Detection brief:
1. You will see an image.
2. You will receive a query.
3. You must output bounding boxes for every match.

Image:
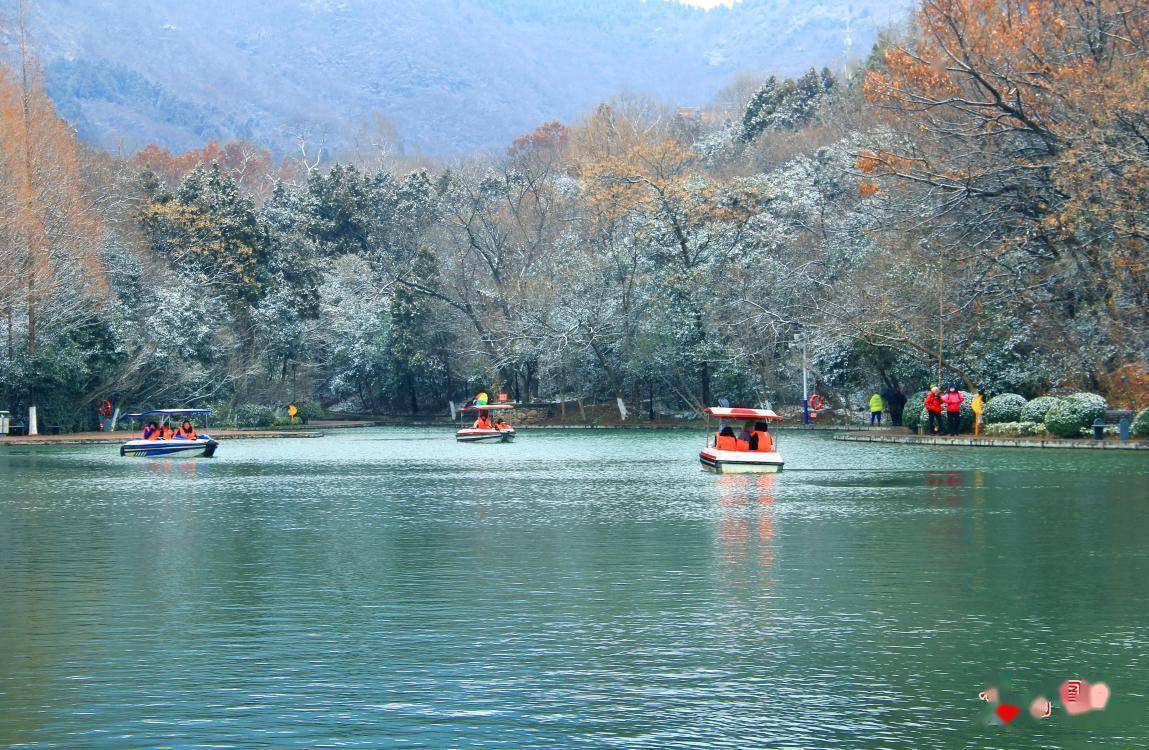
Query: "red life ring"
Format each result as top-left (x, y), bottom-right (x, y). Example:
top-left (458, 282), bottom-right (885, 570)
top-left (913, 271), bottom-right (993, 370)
top-left (808, 393), bottom-right (824, 411)
top-left (98, 400), bottom-right (113, 417)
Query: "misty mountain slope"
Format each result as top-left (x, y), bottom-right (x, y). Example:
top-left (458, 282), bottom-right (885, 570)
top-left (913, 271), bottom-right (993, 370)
top-left (4, 0), bottom-right (906, 154)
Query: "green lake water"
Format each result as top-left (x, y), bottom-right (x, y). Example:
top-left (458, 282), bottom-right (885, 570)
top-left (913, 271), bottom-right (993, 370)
top-left (1, 428), bottom-right (1147, 748)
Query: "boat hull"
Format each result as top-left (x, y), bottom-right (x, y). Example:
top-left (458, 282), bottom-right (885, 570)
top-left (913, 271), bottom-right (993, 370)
top-left (121, 437), bottom-right (219, 458)
top-left (456, 428), bottom-right (516, 443)
top-left (699, 448), bottom-right (783, 474)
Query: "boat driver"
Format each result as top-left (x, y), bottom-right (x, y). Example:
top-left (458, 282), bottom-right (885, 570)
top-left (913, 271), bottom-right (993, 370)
top-left (473, 410), bottom-right (493, 430)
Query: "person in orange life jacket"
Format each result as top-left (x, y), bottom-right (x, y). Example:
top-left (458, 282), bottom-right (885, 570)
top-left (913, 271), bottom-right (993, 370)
top-left (158, 423), bottom-right (174, 440)
top-left (749, 421), bottom-right (774, 452)
top-left (736, 421), bottom-right (754, 451)
top-left (494, 417), bottom-right (511, 431)
top-left (715, 425), bottom-right (741, 451)
top-left (175, 420), bottom-right (197, 440)
top-left (142, 421), bottom-right (159, 440)
top-left (941, 386), bottom-right (965, 436)
top-left (473, 410), bottom-right (493, 429)
top-left (924, 387), bottom-right (943, 435)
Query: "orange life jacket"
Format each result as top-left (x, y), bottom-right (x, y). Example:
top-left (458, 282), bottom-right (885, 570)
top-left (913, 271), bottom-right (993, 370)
top-left (753, 431), bottom-right (774, 452)
top-left (178, 425), bottom-right (197, 439)
top-left (715, 434), bottom-right (739, 451)
top-left (474, 417), bottom-right (492, 429)
top-left (160, 425), bottom-right (174, 439)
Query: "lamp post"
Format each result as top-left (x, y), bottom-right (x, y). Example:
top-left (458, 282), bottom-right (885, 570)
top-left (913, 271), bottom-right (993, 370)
top-left (792, 333), bottom-right (810, 425)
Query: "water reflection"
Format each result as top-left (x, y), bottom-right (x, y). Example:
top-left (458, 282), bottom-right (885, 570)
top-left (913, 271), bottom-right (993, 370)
top-left (716, 474), bottom-right (776, 590)
top-left (144, 459), bottom-right (201, 477)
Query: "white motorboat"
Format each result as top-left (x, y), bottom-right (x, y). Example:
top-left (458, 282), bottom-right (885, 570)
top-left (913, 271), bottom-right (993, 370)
top-left (120, 408), bottom-right (219, 458)
top-left (699, 406), bottom-right (784, 473)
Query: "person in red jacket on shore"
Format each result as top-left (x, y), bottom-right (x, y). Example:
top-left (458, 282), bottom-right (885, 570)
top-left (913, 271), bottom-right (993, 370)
top-left (924, 386), bottom-right (943, 435)
top-left (941, 386), bottom-right (965, 436)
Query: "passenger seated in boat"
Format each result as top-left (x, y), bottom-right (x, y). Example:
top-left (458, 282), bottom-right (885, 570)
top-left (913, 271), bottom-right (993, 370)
top-left (174, 420), bottom-right (197, 440)
top-left (142, 421), bottom-right (160, 440)
top-left (473, 411), bottom-right (493, 430)
top-left (158, 423), bottom-right (174, 440)
top-left (494, 418), bottom-right (511, 431)
top-left (749, 421), bottom-right (774, 452)
top-left (715, 425), bottom-right (742, 451)
top-left (737, 421), bottom-right (754, 451)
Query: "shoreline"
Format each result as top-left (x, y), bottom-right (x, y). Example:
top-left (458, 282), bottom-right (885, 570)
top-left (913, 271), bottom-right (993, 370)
top-left (0, 429), bottom-right (325, 447)
top-left (835, 432), bottom-right (1148, 451)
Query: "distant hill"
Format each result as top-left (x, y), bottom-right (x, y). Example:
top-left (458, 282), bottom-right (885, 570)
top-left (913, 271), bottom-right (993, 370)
top-left (3, 0), bottom-right (906, 155)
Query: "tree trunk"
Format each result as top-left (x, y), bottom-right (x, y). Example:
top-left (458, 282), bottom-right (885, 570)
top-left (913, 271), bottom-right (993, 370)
top-left (588, 337), bottom-right (627, 420)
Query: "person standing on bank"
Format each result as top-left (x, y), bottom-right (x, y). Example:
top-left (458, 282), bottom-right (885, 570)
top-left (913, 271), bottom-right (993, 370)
top-left (868, 391), bottom-right (885, 426)
top-left (941, 386), bottom-right (965, 436)
top-left (924, 387), bottom-right (943, 435)
top-left (887, 386), bottom-right (907, 427)
top-left (971, 387), bottom-right (986, 436)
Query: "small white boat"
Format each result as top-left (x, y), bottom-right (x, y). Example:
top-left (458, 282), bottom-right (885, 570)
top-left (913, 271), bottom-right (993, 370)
top-left (120, 408), bottom-right (219, 458)
top-left (699, 406), bottom-right (784, 474)
top-left (455, 426), bottom-right (516, 443)
top-left (456, 402), bottom-right (517, 443)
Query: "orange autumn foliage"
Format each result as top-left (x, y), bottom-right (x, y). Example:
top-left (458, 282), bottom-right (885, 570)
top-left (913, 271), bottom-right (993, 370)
top-left (861, 0), bottom-right (1147, 323)
top-left (0, 59), bottom-right (105, 323)
top-left (131, 140), bottom-right (273, 192)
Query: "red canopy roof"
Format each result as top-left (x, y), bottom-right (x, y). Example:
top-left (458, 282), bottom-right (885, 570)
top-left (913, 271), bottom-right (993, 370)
top-left (705, 407), bottom-right (782, 421)
top-left (460, 403), bottom-right (515, 412)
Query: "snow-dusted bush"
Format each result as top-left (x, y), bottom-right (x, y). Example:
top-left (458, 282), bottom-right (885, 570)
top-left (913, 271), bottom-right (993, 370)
top-left (1043, 393), bottom-right (1107, 438)
top-left (903, 391), bottom-right (929, 431)
top-left (985, 422), bottom-right (1019, 437)
top-left (984, 421), bottom-right (1045, 437)
top-left (1134, 407), bottom-right (1149, 438)
top-left (296, 401), bottom-right (325, 422)
top-left (984, 393), bottom-right (1027, 424)
top-left (1019, 396), bottom-right (1060, 423)
top-left (1018, 421), bottom-right (1044, 437)
top-left (232, 404), bottom-right (276, 428)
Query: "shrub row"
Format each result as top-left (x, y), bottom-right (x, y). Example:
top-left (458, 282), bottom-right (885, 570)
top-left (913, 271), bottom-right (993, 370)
top-left (904, 391), bottom-right (1146, 439)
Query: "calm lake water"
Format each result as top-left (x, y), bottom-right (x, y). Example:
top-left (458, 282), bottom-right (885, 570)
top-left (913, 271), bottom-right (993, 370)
top-left (1, 428), bottom-right (1147, 748)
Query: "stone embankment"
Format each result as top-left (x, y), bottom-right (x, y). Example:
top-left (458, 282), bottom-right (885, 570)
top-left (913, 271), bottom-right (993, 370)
top-left (835, 433), bottom-right (1148, 450)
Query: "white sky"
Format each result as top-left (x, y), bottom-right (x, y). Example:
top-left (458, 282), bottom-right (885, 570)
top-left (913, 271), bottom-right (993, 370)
top-left (670, 0), bottom-right (740, 8)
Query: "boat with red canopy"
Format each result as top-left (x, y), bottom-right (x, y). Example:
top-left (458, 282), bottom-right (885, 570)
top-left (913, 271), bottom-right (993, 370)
top-left (456, 403), bottom-right (517, 443)
top-left (699, 406), bottom-right (784, 473)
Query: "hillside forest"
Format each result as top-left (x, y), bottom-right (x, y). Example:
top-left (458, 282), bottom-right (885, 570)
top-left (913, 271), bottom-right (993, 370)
top-left (1, 0), bottom-right (1147, 431)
